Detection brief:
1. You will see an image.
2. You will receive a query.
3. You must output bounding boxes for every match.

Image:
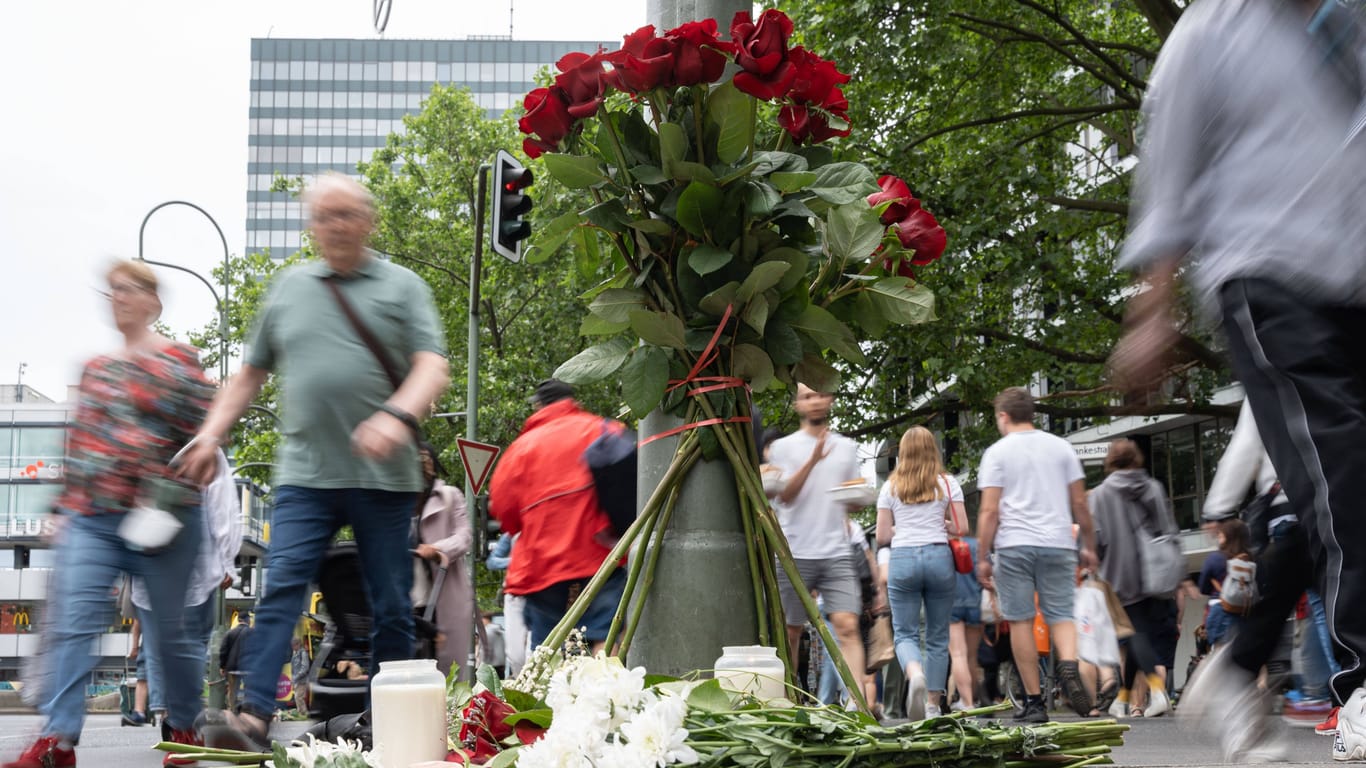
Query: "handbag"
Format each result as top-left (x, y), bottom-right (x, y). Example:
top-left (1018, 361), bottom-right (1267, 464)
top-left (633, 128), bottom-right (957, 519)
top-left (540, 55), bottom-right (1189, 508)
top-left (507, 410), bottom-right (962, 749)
top-left (863, 612), bottom-right (895, 672)
top-left (1074, 575), bottom-right (1121, 666)
top-left (118, 476), bottom-right (196, 553)
top-left (980, 588), bottom-right (1001, 625)
top-left (322, 277), bottom-right (440, 510)
top-left (1125, 492), bottom-right (1184, 598)
top-left (583, 419), bottom-right (638, 537)
top-left (941, 476), bottom-right (973, 574)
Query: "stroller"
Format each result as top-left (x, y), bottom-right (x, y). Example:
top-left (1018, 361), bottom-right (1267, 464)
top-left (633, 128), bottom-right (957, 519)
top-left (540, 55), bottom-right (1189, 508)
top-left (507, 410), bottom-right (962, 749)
top-left (306, 541), bottom-right (447, 722)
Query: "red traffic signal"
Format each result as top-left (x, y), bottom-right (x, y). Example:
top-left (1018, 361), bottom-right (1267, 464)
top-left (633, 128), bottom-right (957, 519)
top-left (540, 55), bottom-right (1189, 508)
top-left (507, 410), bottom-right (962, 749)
top-left (492, 150), bottom-right (534, 262)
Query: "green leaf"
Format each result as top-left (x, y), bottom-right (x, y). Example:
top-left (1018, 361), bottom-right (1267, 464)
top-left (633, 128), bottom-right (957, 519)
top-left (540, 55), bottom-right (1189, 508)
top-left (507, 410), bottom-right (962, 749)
top-left (524, 212), bottom-right (579, 265)
top-left (669, 160), bottom-right (717, 184)
top-left (588, 288), bottom-right (648, 323)
top-left (826, 202), bottom-right (886, 262)
top-left (765, 319), bottom-right (803, 366)
top-left (553, 337), bottom-right (632, 383)
top-left (751, 151), bottom-right (808, 175)
top-left (808, 161), bottom-right (878, 204)
top-left (485, 748), bottom-right (523, 768)
top-left (743, 180), bottom-right (782, 218)
top-left (501, 688), bottom-right (540, 713)
top-left (272, 742), bottom-right (301, 768)
top-left (659, 122), bottom-right (688, 166)
top-left (582, 198), bottom-right (631, 233)
top-left (621, 346), bottom-right (670, 417)
top-left (794, 353), bottom-right (841, 392)
top-left (791, 305), bottom-right (866, 363)
top-left (688, 244), bottom-right (733, 276)
top-left (503, 708), bottom-right (554, 728)
top-left (627, 219), bottom-right (673, 236)
top-left (628, 309), bottom-right (688, 349)
top-left (759, 247), bottom-right (809, 293)
top-left (851, 291), bottom-right (888, 337)
top-left (707, 81), bottom-right (751, 164)
top-left (738, 261), bottom-right (791, 303)
top-left (869, 277), bottom-right (938, 324)
top-left (742, 292), bottom-right (770, 335)
top-left (630, 165), bottom-right (668, 184)
top-left (733, 343), bottom-right (775, 390)
top-left (687, 678), bottom-right (735, 713)
top-left (675, 181), bottom-right (724, 237)
top-left (699, 281), bottom-right (740, 316)
top-left (542, 153), bottom-right (609, 189)
top-left (573, 227), bottom-right (602, 280)
top-left (476, 664), bottom-right (505, 698)
top-left (770, 171), bottom-right (818, 193)
top-left (580, 313), bottom-right (630, 336)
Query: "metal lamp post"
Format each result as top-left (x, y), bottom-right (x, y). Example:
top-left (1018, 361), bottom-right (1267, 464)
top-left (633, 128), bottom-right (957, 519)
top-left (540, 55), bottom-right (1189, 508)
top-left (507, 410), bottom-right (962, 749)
top-left (137, 200), bottom-right (231, 384)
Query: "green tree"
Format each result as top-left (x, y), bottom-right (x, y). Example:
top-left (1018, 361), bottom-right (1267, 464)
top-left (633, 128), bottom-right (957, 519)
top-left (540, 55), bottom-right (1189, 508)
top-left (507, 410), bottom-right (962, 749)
top-left (783, 0), bottom-right (1230, 466)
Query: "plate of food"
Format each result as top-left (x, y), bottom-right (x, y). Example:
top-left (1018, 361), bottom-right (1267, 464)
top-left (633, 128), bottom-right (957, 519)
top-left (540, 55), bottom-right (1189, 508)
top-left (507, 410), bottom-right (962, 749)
top-left (828, 479), bottom-right (877, 507)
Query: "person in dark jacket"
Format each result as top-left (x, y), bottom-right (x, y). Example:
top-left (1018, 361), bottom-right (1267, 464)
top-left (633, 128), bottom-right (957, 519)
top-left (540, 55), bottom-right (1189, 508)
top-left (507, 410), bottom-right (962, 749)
top-left (1090, 439), bottom-right (1178, 718)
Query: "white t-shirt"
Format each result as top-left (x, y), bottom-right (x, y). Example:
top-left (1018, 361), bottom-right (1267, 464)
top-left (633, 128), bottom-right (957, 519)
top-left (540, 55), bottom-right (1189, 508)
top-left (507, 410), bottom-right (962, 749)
top-left (977, 429), bottom-right (1084, 550)
top-left (768, 430), bottom-right (861, 560)
top-left (877, 473), bottom-right (963, 548)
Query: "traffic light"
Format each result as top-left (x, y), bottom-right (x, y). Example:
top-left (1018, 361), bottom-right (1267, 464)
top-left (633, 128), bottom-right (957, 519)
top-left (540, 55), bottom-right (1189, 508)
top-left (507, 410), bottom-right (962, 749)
top-left (491, 149), bottom-right (534, 262)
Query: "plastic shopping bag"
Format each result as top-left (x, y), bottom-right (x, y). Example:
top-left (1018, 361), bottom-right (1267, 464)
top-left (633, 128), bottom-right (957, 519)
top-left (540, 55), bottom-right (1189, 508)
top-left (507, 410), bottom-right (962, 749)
top-left (1075, 578), bottom-right (1120, 666)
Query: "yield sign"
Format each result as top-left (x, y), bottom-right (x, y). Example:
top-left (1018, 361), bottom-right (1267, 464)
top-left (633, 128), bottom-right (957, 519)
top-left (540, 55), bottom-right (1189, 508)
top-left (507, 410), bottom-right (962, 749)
top-left (456, 438), bottom-right (501, 495)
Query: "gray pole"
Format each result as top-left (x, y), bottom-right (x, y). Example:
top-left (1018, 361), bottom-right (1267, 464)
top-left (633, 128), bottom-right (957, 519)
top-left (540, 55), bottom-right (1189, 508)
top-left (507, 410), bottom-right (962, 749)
top-left (626, 0), bottom-right (754, 679)
top-left (463, 163), bottom-right (492, 682)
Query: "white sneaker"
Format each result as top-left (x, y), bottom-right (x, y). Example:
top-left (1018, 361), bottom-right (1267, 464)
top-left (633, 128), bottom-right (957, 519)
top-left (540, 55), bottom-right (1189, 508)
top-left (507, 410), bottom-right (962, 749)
top-left (926, 703), bottom-right (943, 718)
top-left (1108, 698), bottom-right (1129, 719)
top-left (1147, 687), bottom-right (1170, 718)
top-left (950, 700), bottom-right (969, 713)
top-left (1333, 688), bottom-right (1366, 762)
top-left (1181, 645), bottom-right (1289, 762)
top-left (906, 673), bottom-right (927, 721)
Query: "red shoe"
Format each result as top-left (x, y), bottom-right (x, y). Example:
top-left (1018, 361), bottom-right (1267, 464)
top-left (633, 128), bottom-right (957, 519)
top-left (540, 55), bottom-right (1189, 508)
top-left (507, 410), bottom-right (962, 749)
top-left (3, 736), bottom-right (76, 768)
top-left (163, 729), bottom-right (204, 767)
top-left (1317, 706), bottom-right (1340, 737)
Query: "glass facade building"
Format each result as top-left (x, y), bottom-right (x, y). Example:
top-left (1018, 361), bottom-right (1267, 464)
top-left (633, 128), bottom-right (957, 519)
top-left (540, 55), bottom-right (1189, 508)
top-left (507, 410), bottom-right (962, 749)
top-left (247, 37), bottom-right (611, 257)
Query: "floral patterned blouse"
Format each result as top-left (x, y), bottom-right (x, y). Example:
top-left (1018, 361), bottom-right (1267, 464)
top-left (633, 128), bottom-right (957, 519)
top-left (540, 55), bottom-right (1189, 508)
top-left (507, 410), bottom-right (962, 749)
top-left (57, 342), bottom-right (214, 516)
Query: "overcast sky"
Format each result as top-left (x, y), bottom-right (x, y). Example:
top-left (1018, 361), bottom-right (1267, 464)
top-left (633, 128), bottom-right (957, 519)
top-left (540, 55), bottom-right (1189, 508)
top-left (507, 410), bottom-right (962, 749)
top-left (0, 0), bottom-right (643, 399)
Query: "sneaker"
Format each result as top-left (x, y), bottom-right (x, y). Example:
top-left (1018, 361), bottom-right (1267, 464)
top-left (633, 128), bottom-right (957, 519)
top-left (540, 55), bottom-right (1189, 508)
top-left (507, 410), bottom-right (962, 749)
top-left (1057, 660), bottom-right (1094, 718)
top-left (164, 728), bottom-right (204, 767)
top-left (926, 703), bottom-right (943, 718)
top-left (1095, 680), bottom-right (1119, 715)
top-left (949, 700), bottom-right (969, 713)
top-left (122, 710), bottom-right (149, 727)
top-left (1334, 689), bottom-right (1366, 762)
top-left (1108, 698), bottom-right (1129, 719)
top-left (1180, 644), bottom-right (1290, 763)
top-left (1319, 707), bottom-right (1341, 737)
top-left (201, 710), bottom-right (271, 752)
top-left (2, 736), bottom-right (77, 768)
top-left (906, 673), bottom-right (927, 721)
top-left (1146, 687), bottom-right (1170, 718)
top-left (1284, 698), bottom-right (1335, 729)
top-left (1013, 699), bottom-right (1049, 724)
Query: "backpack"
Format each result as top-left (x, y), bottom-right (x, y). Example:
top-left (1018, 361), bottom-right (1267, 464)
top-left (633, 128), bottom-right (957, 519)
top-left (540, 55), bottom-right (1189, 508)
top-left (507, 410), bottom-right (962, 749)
top-left (1219, 555), bottom-right (1259, 615)
top-left (583, 419), bottom-right (637, 537)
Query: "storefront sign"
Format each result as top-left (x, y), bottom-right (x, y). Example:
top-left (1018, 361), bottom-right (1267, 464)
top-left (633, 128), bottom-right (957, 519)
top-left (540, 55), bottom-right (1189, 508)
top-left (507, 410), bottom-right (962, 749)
top-left (1071, 441), bottom-right (1112, 462)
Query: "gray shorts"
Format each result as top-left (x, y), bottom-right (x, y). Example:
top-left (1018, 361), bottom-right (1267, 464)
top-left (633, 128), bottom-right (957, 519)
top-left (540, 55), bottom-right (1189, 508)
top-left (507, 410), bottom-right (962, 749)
top-left (994, 546), bottom-right (1077, 625)
top-left (776, 555), bottom-right (861, 625)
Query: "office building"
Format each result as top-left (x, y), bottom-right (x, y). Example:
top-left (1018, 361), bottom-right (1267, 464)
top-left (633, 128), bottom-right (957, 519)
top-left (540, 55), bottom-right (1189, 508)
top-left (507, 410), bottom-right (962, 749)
top-left (247, 37), bottom-right (612, 258)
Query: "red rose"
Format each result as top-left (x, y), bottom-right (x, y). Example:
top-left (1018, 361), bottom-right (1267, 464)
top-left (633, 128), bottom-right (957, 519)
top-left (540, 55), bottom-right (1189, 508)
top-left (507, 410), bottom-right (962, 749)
top-left (777, 104), bottom-right (850, 144)
top-left (786, 47), bottom-right (849, 107)
top-left (555, 51), bottom-right (609, 119)
top-left (880, 252), bottom-right (916, 279)
top-left (867, 175), bottom-right (919, 225)
top-left (894, 207), bottom-right (948, 264)
top-left (518, 87), bottom-right (574, 158)
top-left (730, 10), bottom-right (797, 100)
top-left (605, 25), bottom-right (675, 93)
top-left (663, 19), bottom-right (729, 86)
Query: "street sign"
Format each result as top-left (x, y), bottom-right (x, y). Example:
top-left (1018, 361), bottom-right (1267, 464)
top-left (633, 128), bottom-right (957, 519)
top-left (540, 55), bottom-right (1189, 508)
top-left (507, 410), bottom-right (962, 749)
top-left (457, 438), bottom-right (501, 495)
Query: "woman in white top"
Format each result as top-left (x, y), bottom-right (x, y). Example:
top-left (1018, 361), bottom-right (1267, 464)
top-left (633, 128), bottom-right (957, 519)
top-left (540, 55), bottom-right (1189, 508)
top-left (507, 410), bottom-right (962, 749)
top-left (877, 426), bottom-right (967, 720)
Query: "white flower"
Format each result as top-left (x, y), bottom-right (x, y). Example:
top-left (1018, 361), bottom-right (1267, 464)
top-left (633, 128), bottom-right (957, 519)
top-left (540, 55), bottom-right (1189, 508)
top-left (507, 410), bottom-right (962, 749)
top-left (284, 734), bottom-right (380, 768)
top-left (515, 729), bottom-right (595, 768)
top-left (595, 741), bottom-right (653, 768)
top-left (618, 695), bottom-right (698, 766)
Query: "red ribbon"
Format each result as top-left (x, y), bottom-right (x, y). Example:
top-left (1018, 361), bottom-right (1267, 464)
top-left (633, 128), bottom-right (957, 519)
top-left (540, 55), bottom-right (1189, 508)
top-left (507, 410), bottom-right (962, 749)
top-left (640, 304), bottom-right (753, 446)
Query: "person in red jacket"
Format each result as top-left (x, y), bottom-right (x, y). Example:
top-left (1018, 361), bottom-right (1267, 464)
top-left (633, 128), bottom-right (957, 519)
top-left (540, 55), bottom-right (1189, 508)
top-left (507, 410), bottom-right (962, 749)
top-left (487, 380), bottom-right (626, 651)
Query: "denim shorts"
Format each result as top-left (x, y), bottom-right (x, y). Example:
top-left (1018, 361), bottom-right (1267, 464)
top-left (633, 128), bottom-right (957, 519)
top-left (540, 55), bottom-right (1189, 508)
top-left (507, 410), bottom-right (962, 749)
top-left (994, 546), bottom-right (1077, 625)
top-left (950, 605), bottom-right (982, 625)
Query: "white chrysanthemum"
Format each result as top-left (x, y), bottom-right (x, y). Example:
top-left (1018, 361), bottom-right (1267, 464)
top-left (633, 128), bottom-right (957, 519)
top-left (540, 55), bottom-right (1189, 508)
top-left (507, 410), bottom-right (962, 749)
top-left (618, 695), bottom-right (698, 766)
top-left (515, 728), bottom-right (596, 768)
top-left (284, 734), bottom-right (380, 768)
top-left (595, 740), bottom-right (654, 768)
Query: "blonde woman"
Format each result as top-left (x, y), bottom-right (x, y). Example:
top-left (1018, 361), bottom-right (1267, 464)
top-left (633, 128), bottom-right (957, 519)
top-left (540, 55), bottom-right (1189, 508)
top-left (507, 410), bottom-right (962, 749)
top-left (877, 426), bottom-right (967, 720)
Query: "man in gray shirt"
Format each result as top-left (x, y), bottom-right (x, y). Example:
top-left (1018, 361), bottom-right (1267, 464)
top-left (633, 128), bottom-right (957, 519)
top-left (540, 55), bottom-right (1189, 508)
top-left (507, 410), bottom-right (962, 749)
top-left (1112, 1), bottom-right (1366, 762)
top-left (179, 173), bottom-right (449, 748)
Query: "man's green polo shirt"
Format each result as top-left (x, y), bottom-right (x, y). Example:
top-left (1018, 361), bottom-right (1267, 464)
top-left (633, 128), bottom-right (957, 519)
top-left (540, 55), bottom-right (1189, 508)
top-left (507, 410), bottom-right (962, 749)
top-left (245, 255), bottom-right (446, 492)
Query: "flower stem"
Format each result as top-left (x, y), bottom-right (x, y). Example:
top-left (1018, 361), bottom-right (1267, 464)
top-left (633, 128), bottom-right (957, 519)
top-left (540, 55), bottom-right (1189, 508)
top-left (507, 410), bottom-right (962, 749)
top-left (747, 95), bottom-right (757, 161)
top-left (619, 475), bottom-right (683, 655)
top-left (692, 85), bottom-right (707, 166)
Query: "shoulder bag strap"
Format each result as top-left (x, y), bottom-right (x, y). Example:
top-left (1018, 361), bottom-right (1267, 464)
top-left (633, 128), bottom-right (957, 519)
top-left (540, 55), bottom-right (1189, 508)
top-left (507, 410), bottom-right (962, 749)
top-left (321, 277), bottom-right (403, 391)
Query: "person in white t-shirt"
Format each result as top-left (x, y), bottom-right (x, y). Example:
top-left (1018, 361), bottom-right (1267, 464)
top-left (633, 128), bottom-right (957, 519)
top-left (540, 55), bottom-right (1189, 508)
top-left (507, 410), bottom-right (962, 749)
top-left (766, 384), bottom-right (866, 688)
top-left (975, 387), bottom-right (1098, 723)
top-left (876, 426), bottom-right (968, 720)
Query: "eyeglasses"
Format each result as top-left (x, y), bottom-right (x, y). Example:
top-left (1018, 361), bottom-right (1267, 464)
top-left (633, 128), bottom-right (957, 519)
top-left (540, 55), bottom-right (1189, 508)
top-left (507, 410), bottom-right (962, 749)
top-left (311, 207), bottom-right (367, 225)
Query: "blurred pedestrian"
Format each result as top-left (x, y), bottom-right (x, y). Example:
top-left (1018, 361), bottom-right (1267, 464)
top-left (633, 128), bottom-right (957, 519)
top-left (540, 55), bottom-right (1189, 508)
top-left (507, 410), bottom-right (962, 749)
top-left (486, 533), bottom-right (529, 677)
top-left (4, 260), bottom-right (213, 768)
top-left (415, 450), bottom-right (474, 681)
top-left (1110, 0), bottom-right (1366, 761)
top-left (876, 426), bottom-right (966, 719)
top-left (487, 380), bottom-right (626, 650)
top-left (1088, 439), bottom-right (1176, 718)
top-left (180, 173), bottom-right (450, 750)
top-left (975, 387), bottom-right (1097, 723)
top-left (948, 535), bottom-right (983, 712)
top-left (766, 384), bottom-right (868, 695)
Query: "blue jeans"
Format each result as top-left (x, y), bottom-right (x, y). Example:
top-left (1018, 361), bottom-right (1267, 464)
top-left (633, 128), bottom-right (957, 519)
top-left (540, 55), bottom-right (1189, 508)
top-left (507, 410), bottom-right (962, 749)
top-left (1206, 602), bottom-right (1241, 647)
top-left (240, 486), bottom-right (416, 719)
top-left (44, 510), bottom-right (203, 739)
top-left (523, 568), bottom-right (627, 647)
top-left (137, 597), bottom-right (216, 712)
top-left (887, 545), bottom-right (956, 691)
